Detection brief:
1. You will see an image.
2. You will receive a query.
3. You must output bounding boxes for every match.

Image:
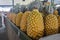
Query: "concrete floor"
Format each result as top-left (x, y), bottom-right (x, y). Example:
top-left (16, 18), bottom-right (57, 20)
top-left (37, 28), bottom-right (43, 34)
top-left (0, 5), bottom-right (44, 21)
top-left (0, 28), bottom-right (8, 40)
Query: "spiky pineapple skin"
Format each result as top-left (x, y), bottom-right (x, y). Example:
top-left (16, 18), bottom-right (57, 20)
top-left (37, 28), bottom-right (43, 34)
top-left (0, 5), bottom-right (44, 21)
top-left (8, 13), bottom-right (11, 20)
top-left (45, 14), bottom-right (58, 35)
top-left (12, 13), bottom-right (16, 24)
top-left (53, 10), bottom-right (58, 16)
top-left (11, 14), bottom-right (14, 22)
top-left (10, 13), bottom-right (14, 21)
top-left (7, 13), bottom-right (13, 21)
top-left (11, 13), bottom-right (13, 22)
top-left (20, 11), bottom-right (31, 32)
top-left (27, 9), bottom-right (44, 39)
top-left (58, 16), bottom-right (60, 32)
top-left (16, 12), bottom-right (23, 27)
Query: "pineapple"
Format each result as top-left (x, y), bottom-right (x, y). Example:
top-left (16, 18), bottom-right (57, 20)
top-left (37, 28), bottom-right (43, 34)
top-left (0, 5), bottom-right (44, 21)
top-left (12, 13), bottom-right (16, 24)
top-left (8, 13), bottom-right (10, 20)
top-left (9, 13), bottom-right (12, 20)
top-left (53, 10), bottom-right (58, 16)
top-left (7, 13), bottom-right (9, 18)
top-left (16, 12), bottom-right (23, 27)
top-left (10, 13), bottom-right (14, 21)
top-left (45, 14), bottom-right (58, 35)
top-left (27, 9), bottom-right (44, 39)
top-left (20, 11), bottom-right (31, 32)
top-left (10, 13), bottom-right (13, 21)
top-left (11, 13), bottom-right (14, 22)
top-left (58, 16), bottom-right (60, 32)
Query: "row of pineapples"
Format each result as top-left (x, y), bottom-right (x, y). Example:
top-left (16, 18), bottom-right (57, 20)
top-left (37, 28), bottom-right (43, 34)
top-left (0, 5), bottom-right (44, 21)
top-left (7, 9), bottom-right (60, 40)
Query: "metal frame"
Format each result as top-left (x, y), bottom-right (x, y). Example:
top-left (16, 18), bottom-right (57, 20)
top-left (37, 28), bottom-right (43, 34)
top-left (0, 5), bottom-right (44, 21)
top-left (5, 17), bottom-right (32, 40)
top-left (12, 0), bottom-right (14, 8)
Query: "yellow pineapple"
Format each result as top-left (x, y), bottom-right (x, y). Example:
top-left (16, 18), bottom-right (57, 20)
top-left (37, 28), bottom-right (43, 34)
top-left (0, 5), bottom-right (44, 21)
top-left (8, 13), bottom-right (11, 20)
top-left (12, 13), bottom-right (16, 24)
top-left (20, 11), bottom-right (31, 32)
top-left (27, 9), bottom-right (44, 39)
top-left (16, 12), bottom-right (23, 27)
top-left (11, 13), bottom-right (14, 22)
top-left (53, 10), bottom-right (58, 16)
top-left (10, 13), bottom-right (14, 21)
top-left (57, 16), bottom-right (60, 32)
top-left (7, 13), bottom-right (10, 18)
top-left (45, 14), bottom-right (58, 35)
top-left (9, 13), bottom-right (12, 20)
top-left (9, 13), bottom-right (13, 21)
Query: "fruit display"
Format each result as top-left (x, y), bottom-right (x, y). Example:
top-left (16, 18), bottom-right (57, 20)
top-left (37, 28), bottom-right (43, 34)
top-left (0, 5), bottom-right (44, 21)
top-left (5, 0), bottom-right (60, 39)
top-left (27, 9), bottom-right (44, 39)
top-left (45, 14), bottom-right (58, 35)
top-left (7, 9), bottom-right (60, 40)
top-left (16, 12), bottom-right (23, 27)
top-left (20, 11), bottom-right (31, 32)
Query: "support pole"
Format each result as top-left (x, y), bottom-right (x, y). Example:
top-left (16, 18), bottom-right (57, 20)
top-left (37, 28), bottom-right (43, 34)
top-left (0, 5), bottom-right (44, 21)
top-left (12, 0), bottom-right (14, 12)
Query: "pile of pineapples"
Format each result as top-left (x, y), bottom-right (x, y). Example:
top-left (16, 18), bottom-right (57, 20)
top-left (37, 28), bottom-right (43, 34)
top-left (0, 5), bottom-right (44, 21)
top-left (7, 9), bottom-right (60, 40)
